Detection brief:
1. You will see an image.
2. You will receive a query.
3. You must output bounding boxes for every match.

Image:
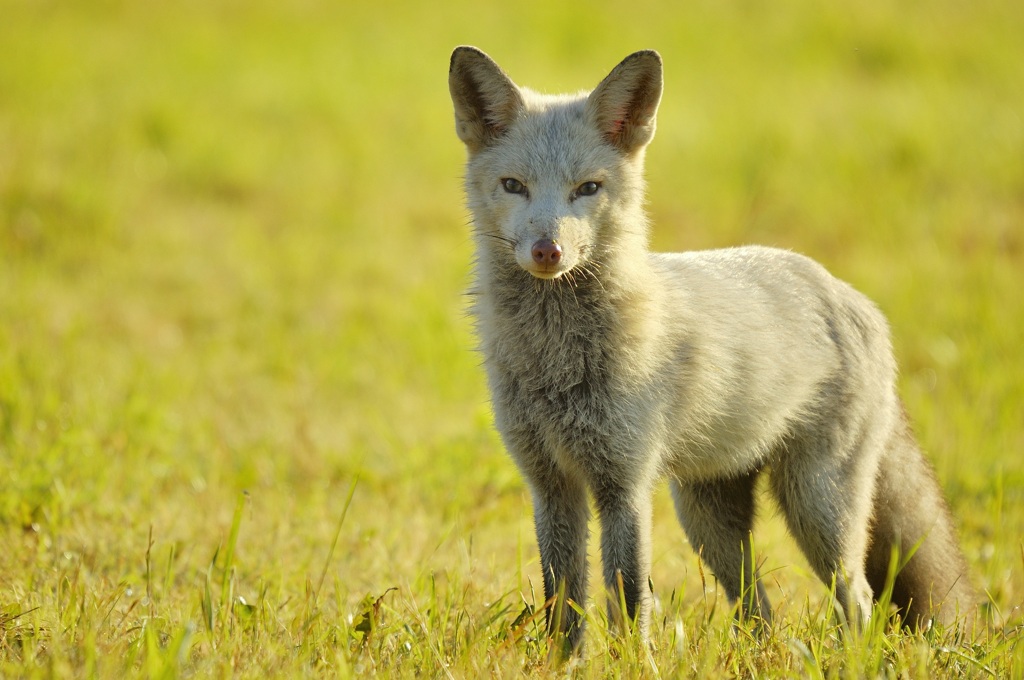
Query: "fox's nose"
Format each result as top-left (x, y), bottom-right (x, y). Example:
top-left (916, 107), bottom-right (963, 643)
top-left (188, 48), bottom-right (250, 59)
top-left (531, 239), bottom-right (562, 266)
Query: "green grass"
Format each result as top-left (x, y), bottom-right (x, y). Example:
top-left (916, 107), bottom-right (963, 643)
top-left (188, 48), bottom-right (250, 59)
top-left (1, 0), bottom-right (1022, 676)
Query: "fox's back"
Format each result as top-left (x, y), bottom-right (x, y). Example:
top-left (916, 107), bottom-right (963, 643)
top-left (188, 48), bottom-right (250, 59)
top-left (650, 245), bottom-right (897, 477)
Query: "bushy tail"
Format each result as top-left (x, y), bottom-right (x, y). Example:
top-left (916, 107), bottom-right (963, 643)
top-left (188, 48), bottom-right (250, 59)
top-left (864, 407), bottom-right (976, 630)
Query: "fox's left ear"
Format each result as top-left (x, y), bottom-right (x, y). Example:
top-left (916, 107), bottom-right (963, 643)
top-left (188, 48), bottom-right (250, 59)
top-left (449, 46), bottom-right (525, 154)
top-left (586, 50), bottom-right (663, 154)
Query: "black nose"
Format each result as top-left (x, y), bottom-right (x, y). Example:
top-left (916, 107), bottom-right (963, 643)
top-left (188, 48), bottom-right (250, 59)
top-left (531, 239), bottom-right (562, 265)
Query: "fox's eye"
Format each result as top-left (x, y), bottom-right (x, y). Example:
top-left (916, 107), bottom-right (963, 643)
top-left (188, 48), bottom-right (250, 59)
top-left (502, 178), bottom-right (526, 194)
top-left (576, 181), bottom-right (601, 197)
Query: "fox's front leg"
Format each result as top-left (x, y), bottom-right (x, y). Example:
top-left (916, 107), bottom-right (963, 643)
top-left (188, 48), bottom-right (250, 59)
top-left (529, 465), bottom-right (590, 654)
top-left (594, 484), bottom-right (653, 637)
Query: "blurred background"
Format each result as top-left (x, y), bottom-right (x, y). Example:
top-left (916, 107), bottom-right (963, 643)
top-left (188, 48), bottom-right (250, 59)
top-left (1, 0), bottom-right (1022, 667)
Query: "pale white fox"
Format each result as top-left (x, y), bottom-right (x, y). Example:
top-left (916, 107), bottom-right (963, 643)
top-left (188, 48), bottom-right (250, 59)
top-left (448, 46), bottom-right (974, 651)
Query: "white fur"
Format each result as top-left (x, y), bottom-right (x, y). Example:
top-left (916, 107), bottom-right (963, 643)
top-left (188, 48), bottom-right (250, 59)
top-left (449, 46), bottom-right (974, 652)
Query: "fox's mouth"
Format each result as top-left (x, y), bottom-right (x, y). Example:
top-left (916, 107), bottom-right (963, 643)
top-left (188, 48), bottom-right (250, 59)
top-left (526, 265), bottom-right (566, 280)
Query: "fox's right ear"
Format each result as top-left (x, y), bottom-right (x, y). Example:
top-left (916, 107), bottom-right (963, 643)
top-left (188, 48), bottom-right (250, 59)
top-left (449, 46), bottom-right (524, 153)
top-left (586, 50), bottom-right (663, 154)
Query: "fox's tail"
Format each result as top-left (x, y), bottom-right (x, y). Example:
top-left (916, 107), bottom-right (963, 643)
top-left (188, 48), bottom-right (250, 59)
top-left (864, 406), bottom-right (977, 631)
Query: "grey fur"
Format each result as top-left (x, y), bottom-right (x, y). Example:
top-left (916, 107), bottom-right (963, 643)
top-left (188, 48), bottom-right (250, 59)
top-left (448, 46), bottom-right (975, 651)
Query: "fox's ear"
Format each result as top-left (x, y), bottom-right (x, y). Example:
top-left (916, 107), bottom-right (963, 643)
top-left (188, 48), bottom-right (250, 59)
top-left (449, 46), bottom-right (524, 153)
top-left (586, 50), bottom-right (663, 154)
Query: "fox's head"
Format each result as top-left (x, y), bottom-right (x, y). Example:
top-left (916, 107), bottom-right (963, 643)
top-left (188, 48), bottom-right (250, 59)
top-left (449, 47), bottom-right (663, 282)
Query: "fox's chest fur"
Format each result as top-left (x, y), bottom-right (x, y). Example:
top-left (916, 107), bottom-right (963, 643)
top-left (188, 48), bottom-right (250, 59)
top-left (477, 269), bottom-right (673, 489)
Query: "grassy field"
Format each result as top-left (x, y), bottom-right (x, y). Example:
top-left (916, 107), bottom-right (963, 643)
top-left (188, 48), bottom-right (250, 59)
top-left (1, 0), bottom-right (1022, 676)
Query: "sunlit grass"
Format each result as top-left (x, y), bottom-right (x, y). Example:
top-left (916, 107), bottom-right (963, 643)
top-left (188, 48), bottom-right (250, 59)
top-left (1, 0), bottom-right (1022, 676)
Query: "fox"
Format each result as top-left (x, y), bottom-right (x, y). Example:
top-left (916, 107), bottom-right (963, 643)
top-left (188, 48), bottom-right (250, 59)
top-left (448, 46), bottom-right (974, 652)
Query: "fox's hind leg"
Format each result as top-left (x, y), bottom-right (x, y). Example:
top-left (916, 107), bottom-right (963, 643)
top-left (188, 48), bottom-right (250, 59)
top-left (670, 470), bottom-right (773, 624)
top-left (769, 430), bottom-right (881, 627)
